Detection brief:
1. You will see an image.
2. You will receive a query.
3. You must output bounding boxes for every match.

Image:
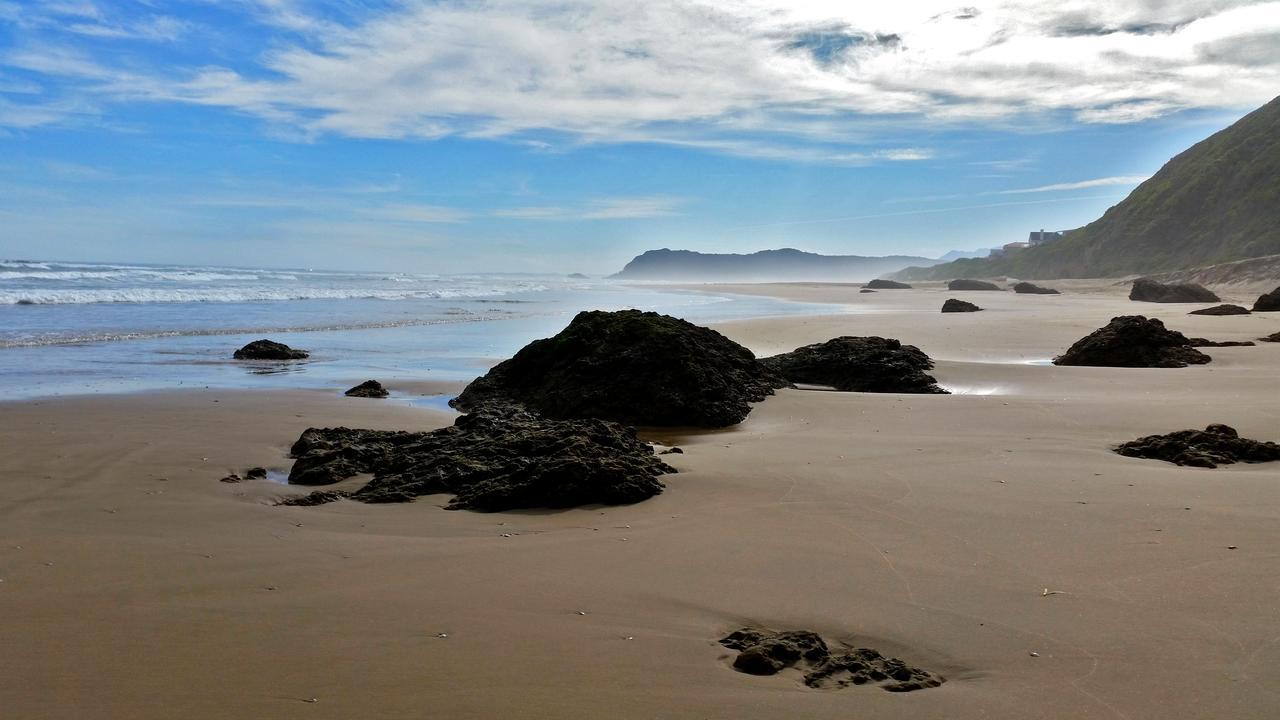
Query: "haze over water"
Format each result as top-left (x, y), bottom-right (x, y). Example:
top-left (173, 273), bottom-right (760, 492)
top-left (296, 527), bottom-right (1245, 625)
top-left (0, 259), bottom-right (840, 400)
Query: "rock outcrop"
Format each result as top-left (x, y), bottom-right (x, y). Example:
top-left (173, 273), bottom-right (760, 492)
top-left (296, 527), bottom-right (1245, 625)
top-left (1254, 286), bottom-right (1280, 311)
top-left (947, 279), bottom-right (1002, 291)
top-left (1012, 282), bottom-right (1060, 294)
top-left (1187, 338), bottom-right (1255, 347)
top-left (233, 339), bottom-right (309, 360)
top-left (1115, 424), bottom-right (1280, 468)
top-left (864, 279), bottom-right (912, 289)
top-left (720, 628), bottom-right (944, 692)
top-left (761, 337), bottom-right (946, 394)
top-left (941, 299), bottom-right (982, 313)
top-left (1189, 304), bottom-right (1250, 315)
top-left (282, 407), bottom-right (675, 511)
top-left (1129, 278), bottom-right (1220, 303)
top-left (1053, 316), bottom-right (1211, 367)
top-left (1260, 332), bottom-right (1280, 342)
top-left (450, 310), bottom-right (786, 427)
top-left (344, 380), bottom-right (389, 398)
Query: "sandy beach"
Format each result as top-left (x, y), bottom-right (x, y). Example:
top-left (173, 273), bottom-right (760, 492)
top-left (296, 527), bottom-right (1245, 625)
top-left (3, 282), bottom-right (1279, 719)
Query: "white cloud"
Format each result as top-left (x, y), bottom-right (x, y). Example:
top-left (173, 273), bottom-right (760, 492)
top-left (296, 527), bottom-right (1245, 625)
top-left (361, 203), bottom-right (469, 224)
top-left (3, 1), bottom-right (1280, 155)
top-left (998, 175), bottom-right (1152, 193)
top-left (496, 195), bottom-right (685, 221)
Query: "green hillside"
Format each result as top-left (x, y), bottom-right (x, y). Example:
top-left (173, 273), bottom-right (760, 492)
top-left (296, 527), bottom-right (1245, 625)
top-left (899, 95), bottom-right (1280, 280)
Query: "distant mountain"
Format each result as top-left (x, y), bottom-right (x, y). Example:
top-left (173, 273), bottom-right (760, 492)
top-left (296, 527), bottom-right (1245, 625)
top-left (936, 248), bottom-right (994, 262)
top-left (611, 248), bottom-right (940, 282)
top-left (896, 94), bottom-right (1280, 281)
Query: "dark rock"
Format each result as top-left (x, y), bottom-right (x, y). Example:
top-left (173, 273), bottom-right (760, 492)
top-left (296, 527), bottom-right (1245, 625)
top-left (1187, 338), bottom-right (1255, 347)
top-left (1129, 278), bottom-right (1220, 303)
top-left (1260, 332), bottom-right (1280, 342)
top-left (1012, 282), bottom-right (1060, 294)
top-left (864, 279), bottom-right (912, 289)
top-left (344, 380), bottom-right (389, 398)
top-left (947, 279), bottom-right (1002, 291)
top-left (860, 289), bottom-right (876, 293)
top-left (1253, 286), bottom-right (1280, 312)
top-left (659, 447), bottom-right (683, 455)
top-left (282, 406), bottom-right (675, 512)
top-left (941, 299), bottom-right (982, 313)
top-left (1053, 316), bottom-right (1211, 368)
top-left (566, 272), bottom-right (589, 279)
top-left (233, 339), bottom-right (309, 360)
top-left (244, 467), bottom-right (268, 480)
top-left (720, 628), bottom-right (944, 692)
top-left (450, 310), bottom-right (787, 427)
top-left (219, 473), bottom-right (243, 483)
top-left (1189, 304), bottom-right (1250, 316)
top-left (761, 337), bottom-right (947, 394)
top-left (1115, 424), bottom-right (1280, 468)
top-left (279, 490), bottom-right (349, 506)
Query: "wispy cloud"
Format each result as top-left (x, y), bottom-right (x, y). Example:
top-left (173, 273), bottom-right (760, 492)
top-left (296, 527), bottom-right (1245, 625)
top-left (495, 196), bottom-right (685, 221)
top-left (360, 203), bottom-right (469, 224)
top-left (997, 175), bottom-right (1151, 194)
top-left (2, 1), bottom-right (1279, 158)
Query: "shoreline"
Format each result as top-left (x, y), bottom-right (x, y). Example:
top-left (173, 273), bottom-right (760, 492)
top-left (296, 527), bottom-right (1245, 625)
top-left (3, 282), bottom-right (1279, 718)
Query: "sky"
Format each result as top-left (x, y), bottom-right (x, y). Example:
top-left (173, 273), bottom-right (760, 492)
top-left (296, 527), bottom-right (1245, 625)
top-left (1, 1), bottom-right (1278, 274)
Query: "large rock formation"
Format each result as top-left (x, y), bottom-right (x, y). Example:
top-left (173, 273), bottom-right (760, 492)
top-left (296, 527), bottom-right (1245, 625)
top-left (864, 279), bottom-right (912, 289)
top-left (1189, 304), bottom-right (1250, 315)
top-left (1254, 286), bottom-right (1280, 311)
top-left (1115, 424), bottom-right (1280, 468)
top-left (450, 310), bottom-right (786, 427)
top-left (720, 628), bottom-right (944, 692)
top-left (941, 298), bottom-right (982, 313)
top-left (281, 407), bottom-right (675, 511)
top-left (233, 339), bottom-right (309, 360)
top-left (344, 380), bottom-right (389, 398)
top-left (1053, 316), bottom-right (1211, 367)
top-left (1012, 282), bottom-right (1060, 294)
top-left (761, 337), bottom-right (946, 394)
top-left (1129, 278), bottom-right (1220, 303)
top-left (947, 279), bottom-right (1002, 291)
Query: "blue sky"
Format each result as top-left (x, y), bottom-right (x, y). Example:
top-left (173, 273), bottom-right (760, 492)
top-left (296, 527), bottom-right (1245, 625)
top-left (1, 1), bottom-right (1277, 273)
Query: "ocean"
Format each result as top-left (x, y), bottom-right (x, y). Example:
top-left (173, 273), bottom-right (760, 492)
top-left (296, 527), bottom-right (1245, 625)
top-left (0, 259), bottom-right (841, 400)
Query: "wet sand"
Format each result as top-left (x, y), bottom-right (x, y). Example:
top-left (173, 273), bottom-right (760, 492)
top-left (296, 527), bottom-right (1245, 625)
top-left (2, 283), bottom-right (1279, 719)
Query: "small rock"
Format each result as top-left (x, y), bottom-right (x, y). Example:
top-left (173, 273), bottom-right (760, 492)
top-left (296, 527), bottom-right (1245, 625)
top-left (233, 339), bottom-right (309, 360)
top-left (344, 380), bottom-right (389, 398)
top-left (941, 298), bottom-right (982, 313)
top-left (1188, 304), bottom-right (1250, 316)
top-left (1252, 286), bottom-right (1280, 312)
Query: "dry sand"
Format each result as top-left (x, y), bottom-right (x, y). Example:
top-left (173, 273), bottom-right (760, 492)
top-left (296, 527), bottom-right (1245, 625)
top-left (3, 283), bottom-right (1279, 719)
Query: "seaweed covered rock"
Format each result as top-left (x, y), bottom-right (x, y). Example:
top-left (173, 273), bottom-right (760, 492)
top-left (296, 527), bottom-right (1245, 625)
top-left (1254, 286), bottom-right (1280, 312)
top-left (948, 279), bottom-right (1002, 291)
top-left (233, 339), bottom-right (309, 360)
top-left (1115, 424), bottom-right (1280, 468)
top-left (1260, 332), bottom-right (1280, 343)
top-left (1012, 282), bottom-right (1060, 294)
top-left (941, 298), bottom-right (982, 313)
top-left (720, 628), bottom-right (944, 692)
top-left (344, 380), bottom-right (389, 398)
top-left (282, 407), bottom-right (675, 511)
top-left (450, 310), bottom-right (786, 427)
top-left (761, 337), bottom-right (946, 394)
top-left (864, 279), bottom-right (911, 289)
top-left (1189, 304), bottom-right (1250, 316)
top-left (1129, 278), bottom-right (1220, 303)
top-left (1053, 316), bottom-right (1211, 368)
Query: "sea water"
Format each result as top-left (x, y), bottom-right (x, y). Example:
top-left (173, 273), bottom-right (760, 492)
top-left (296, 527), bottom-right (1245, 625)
top-left (0, 260), bottom-right (842, 400)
